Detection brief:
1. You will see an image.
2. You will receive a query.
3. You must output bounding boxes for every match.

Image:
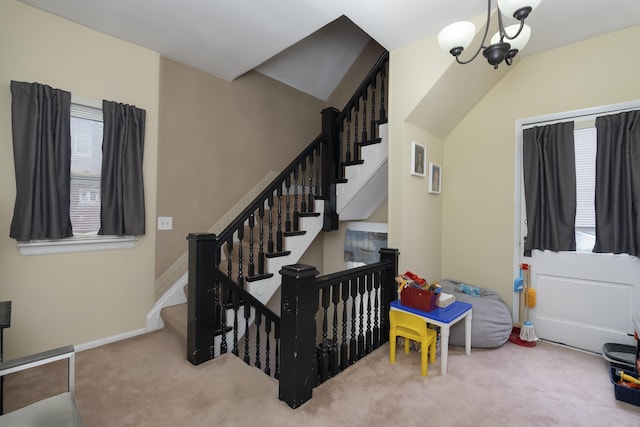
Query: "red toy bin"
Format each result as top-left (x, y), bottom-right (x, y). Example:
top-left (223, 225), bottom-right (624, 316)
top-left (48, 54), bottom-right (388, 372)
top-left (400, 286), bottom-right (439, 312)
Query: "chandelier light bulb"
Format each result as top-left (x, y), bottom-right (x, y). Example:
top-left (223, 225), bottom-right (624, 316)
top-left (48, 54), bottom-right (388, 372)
top-left (491, 24), bottom-right (531, 51)
top-left (497, 0), bottom-right (541, 20)
top-left (438, 21), bottom-right (476, 55)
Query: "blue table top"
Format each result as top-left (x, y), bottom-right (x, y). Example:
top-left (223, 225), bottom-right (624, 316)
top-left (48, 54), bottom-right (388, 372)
top-left (391, 299), bottom-right (472, 323)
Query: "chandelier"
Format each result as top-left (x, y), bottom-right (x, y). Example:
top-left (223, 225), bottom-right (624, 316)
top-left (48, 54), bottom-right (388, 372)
top-left (438, 0), bottom-right (541, 69)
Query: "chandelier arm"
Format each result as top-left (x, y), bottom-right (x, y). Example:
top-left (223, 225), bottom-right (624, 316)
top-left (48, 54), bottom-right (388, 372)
top-left (454, 0), bottom-right (493, 65)
top-left (498, 13), bottom-right (525, 41)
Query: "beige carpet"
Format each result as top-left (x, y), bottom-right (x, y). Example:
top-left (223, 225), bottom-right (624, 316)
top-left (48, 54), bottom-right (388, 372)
top-left (3, 329), bottom-right (640, 426)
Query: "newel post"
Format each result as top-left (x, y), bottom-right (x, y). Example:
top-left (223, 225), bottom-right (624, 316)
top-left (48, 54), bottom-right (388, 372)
top-left (321, 107), bottom-right (339, 231)
top-left (379, 248), bottom-right (400, 343)
top-left (186, 232), bottom-right (218, 365)
top-left (279, 264), bottom-right (319, 409)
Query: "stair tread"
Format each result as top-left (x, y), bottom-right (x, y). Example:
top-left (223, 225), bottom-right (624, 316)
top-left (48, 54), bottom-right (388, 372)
top-left (161, 303), bottom-right (187, 344)
top-left (344, 159), bottom-right (365, 167)
top-left (361, 137), bottom-right (382, 146)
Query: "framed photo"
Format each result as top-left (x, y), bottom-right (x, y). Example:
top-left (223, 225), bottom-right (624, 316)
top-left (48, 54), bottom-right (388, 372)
top-left (428, 163), bottom-right (441, 194)
top-left (410, 142), bottom-right (426, 177)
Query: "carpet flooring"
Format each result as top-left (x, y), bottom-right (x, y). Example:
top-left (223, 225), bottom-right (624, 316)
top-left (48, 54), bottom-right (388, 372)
top-left (3, 329), bottom-right (640, 426)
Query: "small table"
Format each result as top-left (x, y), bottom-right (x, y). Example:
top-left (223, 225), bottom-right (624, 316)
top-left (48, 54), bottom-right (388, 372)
top-left (390, 299), bottom-right (472, 375)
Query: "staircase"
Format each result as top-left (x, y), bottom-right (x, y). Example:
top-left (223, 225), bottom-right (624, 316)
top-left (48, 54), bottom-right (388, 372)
top-left (153, 51), bottom-right (390, 370)
top-left (159, 123), bottom-right (388, 347)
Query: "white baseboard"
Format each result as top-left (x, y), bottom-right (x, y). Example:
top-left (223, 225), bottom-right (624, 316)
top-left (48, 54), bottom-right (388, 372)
top-left (75, 327), bottom-right (148, 353)
top-left (75, 272), bottom-right (188, 353)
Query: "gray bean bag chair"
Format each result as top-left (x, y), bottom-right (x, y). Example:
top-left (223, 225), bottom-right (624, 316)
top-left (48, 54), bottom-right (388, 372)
top-left (439, 279), bottom-right (512, 348)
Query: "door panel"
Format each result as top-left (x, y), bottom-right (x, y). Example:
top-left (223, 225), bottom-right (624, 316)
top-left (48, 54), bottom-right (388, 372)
top-left (526, 250), bottom-right (639, 353)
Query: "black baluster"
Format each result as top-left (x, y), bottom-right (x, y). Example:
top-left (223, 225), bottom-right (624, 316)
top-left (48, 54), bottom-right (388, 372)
top-left (237, 227), bottom-right (244, 288)
top-left (285, 177), bottom-right (292, 232)
top-left (331, 285), bottom-right (340, 376)
top-left (247, 214), bottom-right (255, 277)
top-left (314, 148), bottom-right (321, 201)
top-left (346, 112), bottom-right (352, 163)
top-left (265, 320), bottom-right (272, 377)
top-left (276, 190), bottom-right (283, 252)
top-left (267, 194), bottom-right (274, 253)
top-left (244, 304), bottom-right (251, 365)
top-left (370, 74), bottom-right (377, 139)
top-left (337, 127), bottom-right (345, 182)
top-left (379, 66), bottom-right (386, 122)
top-left (362, 87), bottom-right (368, 143)
top-left (254, 313), bottom-right (262, 370)
top-left (216, 281), bottom-right (227, 355)
top-left (340, 280), bottom-right (349, 370)
top-left (274, 324), bottom-right (280, 380)
top-left (293, 168), bottom-right (300, 232)
top-left (358, 276), bottom-right (365, 358)
top-left (354, 101), bottom-right (360, 162)
top-left (366, 273), bottom-right (373, 354)
top-left (350, 277), bottom-right (357, 364)
top-left (319, 287), bottom-right (330, 382)
top-left (373, 271), bottom-right (380, 350)
top-left (258, 204), bottom-right (265, 274)
top-left (226, 238), bottom-right (232, 278)
top-left (232, 291), bottom-right (240, 356)
top-left (301, 161), bottom-right (307, 214)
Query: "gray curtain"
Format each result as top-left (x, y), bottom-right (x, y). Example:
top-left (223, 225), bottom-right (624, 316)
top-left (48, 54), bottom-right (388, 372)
top-left (99, 100), bottom-right (146, 236)
top-left (9, 81), bottom-right (73, 241)
top-left (522, 121), bottom-right (576, 252)
top-left (593, 110), bottom-right (640, 256)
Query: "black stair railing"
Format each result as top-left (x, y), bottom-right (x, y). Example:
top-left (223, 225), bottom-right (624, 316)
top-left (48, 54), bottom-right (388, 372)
top-left (187, 51), bottom-right (389, 371)
top-left (279, 248), bottom-right (399, 409)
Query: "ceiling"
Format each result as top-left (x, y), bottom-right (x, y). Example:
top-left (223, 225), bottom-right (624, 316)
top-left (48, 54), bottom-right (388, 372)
top-left (19, 0), bottom-right (640, 101)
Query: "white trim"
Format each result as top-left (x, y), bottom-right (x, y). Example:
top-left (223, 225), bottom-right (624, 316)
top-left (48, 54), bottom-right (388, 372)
top-left (512, 99), bottom-right (640, 321)
top-left (517, 100), bottom-right (640, 129)
top-left (146, 272), bottom-right (188, 331)
top-left (71, 94), bottom-right (101, 109)
top-left (17, 236), bottom-right (137, 256)
top-left (74, 327), bottom-right (147, 353)
top-left (346, 221), bottom-right (388, 232)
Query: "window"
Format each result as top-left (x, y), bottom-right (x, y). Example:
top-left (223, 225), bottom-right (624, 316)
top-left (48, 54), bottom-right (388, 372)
top-left (17, 96), bottom-right (136, 256)
top-left (70, 103), bottom-right (103, 235)
top-left (574, 127), bottom-right (597, 252)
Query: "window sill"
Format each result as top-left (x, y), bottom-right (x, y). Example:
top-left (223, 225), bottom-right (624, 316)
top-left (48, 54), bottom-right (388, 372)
top-left (17, 235), bottom-right (137, 256)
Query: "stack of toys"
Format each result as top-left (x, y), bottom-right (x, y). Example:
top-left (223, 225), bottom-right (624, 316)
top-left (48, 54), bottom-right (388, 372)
top-left (396, 271), bottom-right (441, 312)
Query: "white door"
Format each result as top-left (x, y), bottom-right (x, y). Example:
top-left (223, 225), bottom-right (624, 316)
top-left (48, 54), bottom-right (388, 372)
top-left (514, 102), bottom-right (640, 354)
top-left (522, 250), bottom-right (639, 353)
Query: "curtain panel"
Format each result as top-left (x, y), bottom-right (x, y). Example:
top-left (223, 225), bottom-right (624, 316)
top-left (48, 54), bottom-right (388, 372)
top-left (99, 100), bottom-right (146, 236)
top-left (593, 110), bottom-right (640, 256)
top-left (9, 81), bottom-right (73, 241)
top-left (522, 121), bottom-right (577, 253)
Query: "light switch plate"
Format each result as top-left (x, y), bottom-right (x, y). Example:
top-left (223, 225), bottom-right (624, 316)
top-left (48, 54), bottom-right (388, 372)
top-left (158, 216), bottom-right (173, 230)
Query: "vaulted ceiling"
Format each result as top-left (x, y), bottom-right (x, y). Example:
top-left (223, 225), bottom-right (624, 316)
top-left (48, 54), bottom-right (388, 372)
top-left (20, 0), bottom-right (640, 100)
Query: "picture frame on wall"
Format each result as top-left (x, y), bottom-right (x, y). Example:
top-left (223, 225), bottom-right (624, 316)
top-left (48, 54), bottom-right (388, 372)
top-left (428, 163), bottom-right (441, 194)
top-left (410, 141), bottom-right (426, 177)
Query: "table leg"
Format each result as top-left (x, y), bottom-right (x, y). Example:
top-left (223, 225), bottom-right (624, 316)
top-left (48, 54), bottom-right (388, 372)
top-left (440, 326), bottom-right (449, 375)
top-left (465, 312), bottom-right (472, 355)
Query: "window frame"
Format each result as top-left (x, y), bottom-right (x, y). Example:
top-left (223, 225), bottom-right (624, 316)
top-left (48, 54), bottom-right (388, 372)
top-left (514, 100), bottom-right (640, 262)
top-left (16, 95), bottom-right (137, 256)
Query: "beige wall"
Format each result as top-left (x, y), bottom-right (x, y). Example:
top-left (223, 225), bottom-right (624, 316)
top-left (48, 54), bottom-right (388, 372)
top-left (155, 58), bottom-right (324, 280)
top-left (387, 35), bottom-right (452, 283)
top-left (388, 24), bottom-right (640, 309)
top-left (441, 25), bottom-right (640, 308)
top-left (0, 1), bottom-right (159, 358)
